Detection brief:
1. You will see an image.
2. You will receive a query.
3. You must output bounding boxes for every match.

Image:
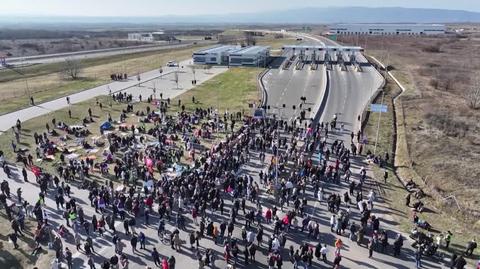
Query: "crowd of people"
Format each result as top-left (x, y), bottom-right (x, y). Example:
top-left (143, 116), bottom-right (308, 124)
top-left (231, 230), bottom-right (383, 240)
top-left (0, 91), bottom-right (478, 269)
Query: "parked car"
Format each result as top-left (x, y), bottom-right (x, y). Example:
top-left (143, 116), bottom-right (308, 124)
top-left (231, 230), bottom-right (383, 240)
top-left (167, 61), bottom-right (179, 67)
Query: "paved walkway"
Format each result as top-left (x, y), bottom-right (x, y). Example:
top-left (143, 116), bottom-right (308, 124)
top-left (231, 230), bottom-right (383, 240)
top-left (0, 59), bottom-right (228, 133)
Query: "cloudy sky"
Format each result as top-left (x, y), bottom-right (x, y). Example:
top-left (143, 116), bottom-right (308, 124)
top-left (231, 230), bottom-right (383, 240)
top-left (1, 0), bottom-right (479, 16)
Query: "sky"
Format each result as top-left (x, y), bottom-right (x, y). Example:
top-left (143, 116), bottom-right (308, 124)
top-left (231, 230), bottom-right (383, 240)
top-left (1, 0), bottom-right (479, 17)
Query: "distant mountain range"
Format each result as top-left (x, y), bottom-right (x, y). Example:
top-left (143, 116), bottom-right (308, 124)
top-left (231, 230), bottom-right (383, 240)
top-left (1, 7), bottom-right (480, 26)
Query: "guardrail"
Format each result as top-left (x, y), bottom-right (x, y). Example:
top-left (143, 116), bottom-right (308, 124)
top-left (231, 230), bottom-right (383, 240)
top-left (5, 41), bottom-right (211, 64)
top-left (311, 68), bottom-right (329, 127)
top-left (257, 68), bottom-right (270, 108)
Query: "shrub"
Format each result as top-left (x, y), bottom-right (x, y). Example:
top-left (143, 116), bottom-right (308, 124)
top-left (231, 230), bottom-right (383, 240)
top-left (423, 45), bottom-right (442, 53)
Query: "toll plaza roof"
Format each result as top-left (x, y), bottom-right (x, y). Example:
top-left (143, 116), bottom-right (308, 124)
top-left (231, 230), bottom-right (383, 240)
top-left (282, 45), bottom-right (364, 52)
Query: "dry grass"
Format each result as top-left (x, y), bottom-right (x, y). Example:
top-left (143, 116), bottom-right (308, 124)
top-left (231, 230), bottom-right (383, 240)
top-left (338, 34), bottom-right (480, 220)
top-left (0, 45), bottom-right (209, 115)
top-left (361, 74), bottom-right (480, 264)
top-left (0, 212), bottom-right (54, 269)
top-left (342, 33), bottom-right (480, 262)
top-left (169, 67), bottom-right (262, 115)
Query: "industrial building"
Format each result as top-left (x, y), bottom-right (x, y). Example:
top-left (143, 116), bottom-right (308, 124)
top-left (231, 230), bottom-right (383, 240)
top-left (229, 46), bottom-right (270, 66)
top-left (329, 24), bottom-right (446, 35)
top-left (127, 31), bottom-right (175, 42)
top-left (192, 45), bottom-right (240, 65)
top-left (193, 45), bottom-right (270, 66)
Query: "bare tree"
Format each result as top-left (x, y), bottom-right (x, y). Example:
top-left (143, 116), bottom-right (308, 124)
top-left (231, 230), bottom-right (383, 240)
top-left (63, 58), bottom-right (82, 80)
top-left (466, 75), bottom-right (480, 109)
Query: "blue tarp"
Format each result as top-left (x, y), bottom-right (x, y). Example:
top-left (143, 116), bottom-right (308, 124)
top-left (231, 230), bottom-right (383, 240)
top-left (100, 121), bottom-right (113, 130)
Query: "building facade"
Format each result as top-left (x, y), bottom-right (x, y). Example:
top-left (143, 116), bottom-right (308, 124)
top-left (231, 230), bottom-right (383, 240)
top-left (193, 45), bottom-right (270, 66)
top-left (192, 45), bottom-right (240, 65)
top-left (329, 24), bottom-right (446, 35)
top-left (229, 46), bottom-right (270, 67)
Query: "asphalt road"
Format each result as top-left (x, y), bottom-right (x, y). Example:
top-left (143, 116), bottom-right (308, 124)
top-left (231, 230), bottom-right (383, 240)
top-left (263, 48), bottom-right (327, 122)
top-left (3, 41), bottom-right (213, 67)
top-left (258, 32), bottom-right (451, 268)
top-left (0, 60), bottom-right (227, 133)
top-left (0, 31), bottom-right (452, 269)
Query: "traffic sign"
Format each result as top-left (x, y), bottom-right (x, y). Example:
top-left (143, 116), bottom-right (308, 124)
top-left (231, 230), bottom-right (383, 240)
top-left (370, 104), bottom-right (388, 113)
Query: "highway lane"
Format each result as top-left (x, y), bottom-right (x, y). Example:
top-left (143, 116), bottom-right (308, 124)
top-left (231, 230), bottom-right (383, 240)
top-left (262, 32), bottom-right (438, 269)
top-left (263, 49), bottom-right (327, 123)
top-left (3, 41), bottom-right (214, 67)
top-left (0, 60), bottom-right (227, 132)
top-left (320, 50), bottom-right (384, 146)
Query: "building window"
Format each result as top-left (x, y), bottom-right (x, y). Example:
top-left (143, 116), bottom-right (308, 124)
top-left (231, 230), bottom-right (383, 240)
top-left (230, 58), bottom-right (242, 64)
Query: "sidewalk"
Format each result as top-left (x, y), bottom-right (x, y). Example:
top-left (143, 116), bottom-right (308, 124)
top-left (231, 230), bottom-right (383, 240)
top-left (0, 59), bottom-right (227, 133)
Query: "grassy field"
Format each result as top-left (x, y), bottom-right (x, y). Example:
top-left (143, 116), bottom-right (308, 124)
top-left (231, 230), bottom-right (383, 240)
top-left (338, 36), bottom-right (480, 224)
top-left (256, 37), bottom-right (301, 50)
top-left (0, 44), bottom-right (209, 115)
top-left (361, 62), bottom-right (480, 264)
top-left (0, 211), bottom-right (54, 269)
top-left (170, 67), bottom-right (262, 114)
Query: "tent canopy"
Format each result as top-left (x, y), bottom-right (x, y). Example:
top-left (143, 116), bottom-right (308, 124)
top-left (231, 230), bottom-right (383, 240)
top-left (100, 121), bottom-right (113, 130)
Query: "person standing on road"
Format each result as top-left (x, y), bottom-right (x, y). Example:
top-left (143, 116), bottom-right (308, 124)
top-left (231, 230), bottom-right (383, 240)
top-left (168, 256), bottom-right (176, 269)
top-left (66, 97), bottom-right (70, 105)
top-left (130, 234), bottom-right (138, 253)
top-left (393, 234), bottom-right (403, 257)
top-left (454, 255), bottom-right (467, 269)
top-left (333, 253), bottom-right (342, 269)
top-left (22, 167), bottom-right (28, 182)
top-left (320, 244), bottom-right (327, 263)
top-left (368, 238), bottom-right (374, 258)
top-left (87, 255), bottom-right (95, 269)
top-left (11, 218), bottom-right (23, 237)
top-left (8, 233), bottom-right (19, 249)
top-left (139, 232), bottom-right (146, 250)
top-left (151, 248), bottom-right (161, 266)
top-left (65, 247), bottom-right (73, 269)
top-left (415, 247), bottom-right (422, 269)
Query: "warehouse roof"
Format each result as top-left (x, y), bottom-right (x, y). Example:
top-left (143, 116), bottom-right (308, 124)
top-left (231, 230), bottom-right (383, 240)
top-left (331, 23), bottom-right (445, 26)
top-left (229, 46), bottom-right (270, 56)
top-left (194, 45), bottom-right (240, 55)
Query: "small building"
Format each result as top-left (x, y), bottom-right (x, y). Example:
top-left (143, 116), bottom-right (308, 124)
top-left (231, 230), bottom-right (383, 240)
top-left (228, 46), bottom-right (270, 67)
top-left (329, 24), bottom-right (445, 35)
top-left (127, 31), bottom-right (175, 42)
top-left (192, 45), bottom-right (240, 65)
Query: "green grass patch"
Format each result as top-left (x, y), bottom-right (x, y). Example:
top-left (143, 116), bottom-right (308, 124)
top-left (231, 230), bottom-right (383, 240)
top-left (170, 67), bottom-right (262, 115)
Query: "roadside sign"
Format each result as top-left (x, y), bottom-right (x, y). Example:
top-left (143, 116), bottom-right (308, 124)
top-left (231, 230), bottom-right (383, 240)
top-left (370, 104), bottom-right (388, 113)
